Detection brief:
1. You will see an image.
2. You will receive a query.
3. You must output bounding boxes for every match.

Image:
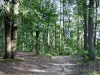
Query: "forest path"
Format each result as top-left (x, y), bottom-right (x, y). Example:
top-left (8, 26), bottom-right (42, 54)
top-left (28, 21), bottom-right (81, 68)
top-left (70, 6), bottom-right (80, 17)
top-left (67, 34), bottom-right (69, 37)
top-left (0, 52), bottom-right (100, 75)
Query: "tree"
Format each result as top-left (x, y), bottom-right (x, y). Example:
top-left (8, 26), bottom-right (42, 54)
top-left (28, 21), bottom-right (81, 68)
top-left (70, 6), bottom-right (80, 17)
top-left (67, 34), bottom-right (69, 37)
top-left (3, 0), bottom-right (12, 59)
top-left (35, 25), bottom-right (40, 55)
top-left (94, 0), bottom-right (99, 47)
top-left (3, 0), bottom-right (19, 59)
top-left (1, 0), bottom-right (99, 58)
top-left (11, 0), bottom-right (19, 59)
top-left (88, 0), bottom-right (95, 61)
top-left (83, 0), bottom-right (88, 50)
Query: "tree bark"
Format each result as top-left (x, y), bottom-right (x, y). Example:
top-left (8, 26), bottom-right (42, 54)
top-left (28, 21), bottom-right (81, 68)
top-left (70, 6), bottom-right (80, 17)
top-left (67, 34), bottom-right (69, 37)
top-left (4, 0), bottom-right (19, 59)
top-left (11, 18), bottom-right (18, 59)
top-left (77, 27), bottom-right (80, 50)
top-left (83, 9), bottom-right (88, 50)
top-left (35, 26), bottom-right (40, 55)
top-left (94, 1), bottom-right (98, 47)
top-left (55, 22), bottom-right (56, 53)
top-left (88, 0), bottom-right (95, 61)
top-left (11, 0), bottom-right (19, 59)
top-left (3, 0), bottom-right (12, 59)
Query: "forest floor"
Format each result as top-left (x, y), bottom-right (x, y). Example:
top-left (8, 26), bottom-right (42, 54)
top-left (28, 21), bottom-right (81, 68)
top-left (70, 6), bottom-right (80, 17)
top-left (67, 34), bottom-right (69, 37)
top-left (0, 52), bottom-right (100, 75)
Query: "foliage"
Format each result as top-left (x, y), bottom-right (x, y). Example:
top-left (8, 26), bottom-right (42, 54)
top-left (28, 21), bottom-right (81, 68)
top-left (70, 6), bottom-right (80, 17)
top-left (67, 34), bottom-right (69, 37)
top-left (78, 50), bottom-right (89, 60)
top-left (0, 0), bottom-right (99, 58)
top-left (88, 71), bottom-right (99, 75)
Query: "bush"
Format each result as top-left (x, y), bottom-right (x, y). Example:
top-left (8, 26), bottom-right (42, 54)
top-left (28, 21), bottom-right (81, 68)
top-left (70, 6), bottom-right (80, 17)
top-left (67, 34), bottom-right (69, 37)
top-left (78, 50), bottom-right (89, 60)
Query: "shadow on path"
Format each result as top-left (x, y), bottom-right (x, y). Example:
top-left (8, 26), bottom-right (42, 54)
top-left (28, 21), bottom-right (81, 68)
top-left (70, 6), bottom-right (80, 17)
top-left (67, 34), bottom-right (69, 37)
top-left (0, 52), bottom-right (100, 75)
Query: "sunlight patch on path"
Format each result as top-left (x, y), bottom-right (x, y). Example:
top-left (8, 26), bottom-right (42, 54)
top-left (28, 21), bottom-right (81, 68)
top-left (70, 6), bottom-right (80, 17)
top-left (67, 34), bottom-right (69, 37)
top-left (29, 69), bottom-right (46, 72)
top-left (49, 63), bottom-right (76, 66)
top-left (13, 66), bottom-right (46, 73)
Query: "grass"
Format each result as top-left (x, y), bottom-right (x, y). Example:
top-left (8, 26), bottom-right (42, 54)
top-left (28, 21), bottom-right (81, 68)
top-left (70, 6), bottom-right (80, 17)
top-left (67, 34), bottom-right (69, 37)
top-left (88, 70), bottom-right (99, 75)
top-left (72, 56), bottom-right (100, 75)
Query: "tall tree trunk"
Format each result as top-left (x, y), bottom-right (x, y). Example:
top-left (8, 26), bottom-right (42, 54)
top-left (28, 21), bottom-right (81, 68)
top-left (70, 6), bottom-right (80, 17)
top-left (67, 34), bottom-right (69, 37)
top-left (59, 0), bottom-right (62, 55)
top-left (63, 0), bottom-right (65, 38)
top-left (84, 13), bottom-right (88, 50)
top-left (77, 1), bottom-right (80, 50)
top-left (4, 0), bottom-right (19, 59)
top-left (77, 27), bottom-right (80, 50)
top-left (35, 26), bottom-right (40, 55)
top-left (55, 22), bottom-right (56, 53)
top-left (47, 17), bottom-right (50, 51)
top-left (83, 0), bottom-right (88, 50)
top-left (4, 0), bottom-right (12, 59)
top-left (11, 0), bottom-right (19, 59)
top-left (94, 1), bottom-right (98, 47)
top-left (11, 18), bottom-right (18, 59)
top-left (63, 0), bottom-right (65, 52)
top-left (88, 0), bottom-right (95, 61)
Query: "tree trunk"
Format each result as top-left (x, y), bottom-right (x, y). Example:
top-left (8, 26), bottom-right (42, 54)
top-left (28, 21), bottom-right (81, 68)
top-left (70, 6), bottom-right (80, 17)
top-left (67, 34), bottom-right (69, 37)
top-left (59, 0), bottom-right (61, 55)
top-left (83, 11), bottom-right (88, 50)
top-left (63, 0), bottom-right (65, 52)
top-left (55, 22), bottom-right (56, 53)
top-left (11, 0), bottom-right (19, 59)
top-left (4, 0), bottom-right (12, 59)
top-left (47, 19), bottom-right (50, 51)
top-left (83, 0), bottom-right (88, 50)
top-left (88, 0), bottom-right (95, 61)
top-left (77, 27), bottom-right (80, 50)
top-left (4, 0), bottom-right (19, 59)
top-left (11, 18), bottom-right (18, 59)
top-left (94, 2), bottom-right (98, 47)
top-left (35, 26), bottom-right (40, 55)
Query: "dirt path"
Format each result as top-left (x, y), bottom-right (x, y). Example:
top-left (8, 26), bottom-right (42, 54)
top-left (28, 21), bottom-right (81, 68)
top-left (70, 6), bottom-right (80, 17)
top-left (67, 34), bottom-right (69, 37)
top-left (0, 52), bottom-right (100, 75)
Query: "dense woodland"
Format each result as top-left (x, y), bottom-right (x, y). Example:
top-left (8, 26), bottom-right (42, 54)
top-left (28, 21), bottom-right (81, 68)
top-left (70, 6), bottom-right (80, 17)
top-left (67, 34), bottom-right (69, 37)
top-left (0, 0), bottom-right (100, 61)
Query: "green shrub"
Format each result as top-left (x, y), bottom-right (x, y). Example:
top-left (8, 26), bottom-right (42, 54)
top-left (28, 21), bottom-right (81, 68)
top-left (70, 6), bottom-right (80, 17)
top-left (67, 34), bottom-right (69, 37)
top-left (78, 50), bottom-right (89, 60)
